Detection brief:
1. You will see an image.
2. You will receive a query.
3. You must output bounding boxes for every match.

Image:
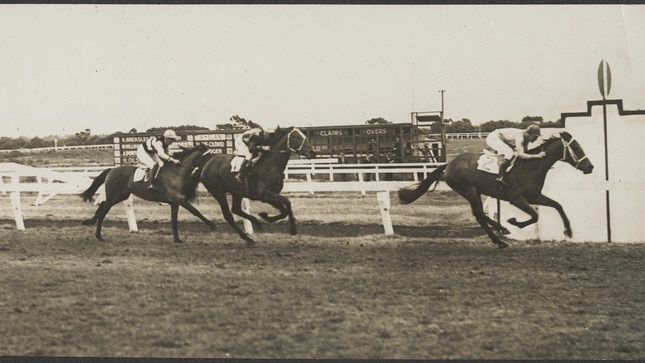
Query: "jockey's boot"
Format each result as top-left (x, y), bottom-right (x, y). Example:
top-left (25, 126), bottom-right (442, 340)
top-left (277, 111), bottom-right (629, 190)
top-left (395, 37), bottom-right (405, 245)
top-left (234, 160), bottom-right (250, 183)
top-left (497, 159), bottom-right (511, 186)
top-left (147, 164), bottom-right (161, 190)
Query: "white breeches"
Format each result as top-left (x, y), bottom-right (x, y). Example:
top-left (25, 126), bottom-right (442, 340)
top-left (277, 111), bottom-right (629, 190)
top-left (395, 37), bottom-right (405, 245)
top-left (136, 144), bottom-right (163, 169)
top-left (234, 137), bottom-right (253, 160)
top-left (486, 133), bottom-right (515, 160)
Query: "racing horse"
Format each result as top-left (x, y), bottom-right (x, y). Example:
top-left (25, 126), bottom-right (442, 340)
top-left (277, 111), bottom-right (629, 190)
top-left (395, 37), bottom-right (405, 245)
top-left (398, 131), bottom-right (594, 249)
top-left (189, 126), bottom-right (315, 246)
top-left (80, 143), bottom-right (215, 243)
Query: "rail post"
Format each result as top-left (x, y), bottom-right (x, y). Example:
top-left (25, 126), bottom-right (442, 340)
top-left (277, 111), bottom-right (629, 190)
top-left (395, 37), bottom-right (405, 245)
top-left (376, 191), bottom-right (394, 235)
top-left (9, 173), bottom-right (25, 231)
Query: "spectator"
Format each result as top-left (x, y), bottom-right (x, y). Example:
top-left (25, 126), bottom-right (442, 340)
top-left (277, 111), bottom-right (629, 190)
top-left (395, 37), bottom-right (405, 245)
top-left (404, 139), bottom-right (413, 160)
top-left (392, 137), bottom-right (402, 161)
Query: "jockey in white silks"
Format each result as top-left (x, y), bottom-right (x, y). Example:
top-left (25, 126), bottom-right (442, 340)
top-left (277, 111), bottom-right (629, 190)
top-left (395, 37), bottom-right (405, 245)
top-left (136, 129), bottom-right (181, 189)
top-left (233, 127), bottom-right (274, 181)
top-left (485, 124), bottom-right (546, 184)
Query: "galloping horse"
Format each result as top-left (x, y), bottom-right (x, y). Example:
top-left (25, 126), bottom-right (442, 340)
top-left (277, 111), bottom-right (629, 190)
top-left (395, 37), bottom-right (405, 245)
top-left (189, 126), bottom-right (315, 245)
top-left (398, 131), bottom-right (594, 248)
top-left (80, 143), bottom-right (215, 243)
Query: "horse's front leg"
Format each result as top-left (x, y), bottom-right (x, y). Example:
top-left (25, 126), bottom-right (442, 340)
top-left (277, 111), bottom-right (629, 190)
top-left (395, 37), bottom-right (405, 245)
top-left (530, 193), bottom-right (572, 238)
top-left (507, 196), bottom-right (539, 229)
top-left (260, 191), bottom-right (296, 235)
top-left (170, 202), bottom-right (183, 243)
top-left (258, 200), bottom-right (289, 224)
top-left (179, 200), bottom-right (217, 231)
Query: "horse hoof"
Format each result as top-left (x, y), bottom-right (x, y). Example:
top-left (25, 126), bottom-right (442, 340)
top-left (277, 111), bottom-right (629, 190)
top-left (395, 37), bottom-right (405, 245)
top-left (96, 236), bottom-right (105, 242)
top-left (497, 241), bottom-right (509, 249)
top-left (208, 223), bottom-right (217, 231)
top-left (507, 217), bottom-right (519, 227)
top-left (289, 227), bottom-right (297, 236)
top-left (258, 212), bottom-right (269, 221)
top-left (564, 230), bottom-right (572, 238)
top-left (501, 228), bottom-right (511, 235)
top-left (175, 239), bottom-right (184, 244)
top-left (82, 219), bottom-right (93, 226)
top-left (246, 239), bottom-right (256, 247)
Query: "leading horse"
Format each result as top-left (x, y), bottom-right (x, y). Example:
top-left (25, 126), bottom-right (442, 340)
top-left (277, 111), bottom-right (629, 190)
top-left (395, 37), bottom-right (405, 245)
top-left (80, 143), bottom-right (215, 243)
top-left (398, 131), bottom-right (594, 248)
top-left (188, 126), bottom-right (315, 246)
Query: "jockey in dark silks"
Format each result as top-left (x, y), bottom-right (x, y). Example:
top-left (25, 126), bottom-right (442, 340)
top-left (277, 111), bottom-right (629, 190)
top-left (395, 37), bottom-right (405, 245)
top-left (233, 127), bottom-right (274, 182)
top-left (136, 129), bottom-right (181, 189)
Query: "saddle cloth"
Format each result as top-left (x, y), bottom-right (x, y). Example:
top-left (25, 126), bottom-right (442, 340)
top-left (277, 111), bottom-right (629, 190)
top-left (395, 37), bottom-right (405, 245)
top-left (133, 167), bottom-right (149, 183)
top-left (476, 150), bottom-right (515, 174)
top-left (230, 156), bottom-right (245, 172)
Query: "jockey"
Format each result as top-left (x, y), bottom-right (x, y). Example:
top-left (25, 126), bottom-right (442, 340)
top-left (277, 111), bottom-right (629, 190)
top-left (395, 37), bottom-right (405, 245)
top-left (136, 129), bottom-right (181, 189)
top-left (485, 124), bottom-right (546, 185)
top-left (233, 127), bottom-right (274, 181)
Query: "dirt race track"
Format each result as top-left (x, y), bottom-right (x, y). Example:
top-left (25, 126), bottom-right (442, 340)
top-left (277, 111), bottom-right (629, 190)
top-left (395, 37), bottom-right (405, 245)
top-left (0, 192), bottom-right (644, 359)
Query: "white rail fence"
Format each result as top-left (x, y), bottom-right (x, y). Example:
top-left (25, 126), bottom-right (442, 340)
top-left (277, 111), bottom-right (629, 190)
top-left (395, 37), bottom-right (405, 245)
top-left (1, 160), bottom-right (446, 235)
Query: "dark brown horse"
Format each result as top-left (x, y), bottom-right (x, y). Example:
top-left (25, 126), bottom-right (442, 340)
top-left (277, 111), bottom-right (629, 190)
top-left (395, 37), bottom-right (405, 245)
top-left (398, 131), bottom-right (594, 248)
top-left (80, 143), bottom-right (215, 243)
top-left (190, 126), bottom-right (315, 245)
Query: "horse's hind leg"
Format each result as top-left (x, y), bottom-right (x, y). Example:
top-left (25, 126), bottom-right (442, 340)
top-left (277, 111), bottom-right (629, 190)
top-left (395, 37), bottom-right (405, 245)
top-left (230, 195), bottom-right (263, 232)
top-left (456, 188), bottom-right (508, 249)
top-left (93, 200), bottom-right (120, 241)
top-left (212, 192), bottom-right (255, 246)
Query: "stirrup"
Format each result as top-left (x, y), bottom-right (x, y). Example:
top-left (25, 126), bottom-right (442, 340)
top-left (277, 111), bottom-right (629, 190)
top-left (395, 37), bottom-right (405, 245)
top-left (496, 176), bottom-right (508, 186)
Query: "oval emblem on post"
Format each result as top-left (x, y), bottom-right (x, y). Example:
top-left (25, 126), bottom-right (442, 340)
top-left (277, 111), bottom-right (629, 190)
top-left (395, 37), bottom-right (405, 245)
top-left (597, 59), bottom-right (612, 99)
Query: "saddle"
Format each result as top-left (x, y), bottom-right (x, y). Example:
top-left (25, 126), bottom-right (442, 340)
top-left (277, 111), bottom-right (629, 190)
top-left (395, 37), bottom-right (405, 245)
top-left (476, 150), bottom-right (516, 175)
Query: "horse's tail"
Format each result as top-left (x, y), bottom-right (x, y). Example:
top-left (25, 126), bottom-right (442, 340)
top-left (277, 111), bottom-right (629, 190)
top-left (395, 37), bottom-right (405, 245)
top-left (398, 164), bottom-right (447, 204)
top-left (80, 168), bottom-right (111, 203)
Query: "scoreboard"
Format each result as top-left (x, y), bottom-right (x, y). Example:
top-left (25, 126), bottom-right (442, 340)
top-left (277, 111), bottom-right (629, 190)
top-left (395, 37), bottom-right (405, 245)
top-left (112, 130), bottom-right (243, 166)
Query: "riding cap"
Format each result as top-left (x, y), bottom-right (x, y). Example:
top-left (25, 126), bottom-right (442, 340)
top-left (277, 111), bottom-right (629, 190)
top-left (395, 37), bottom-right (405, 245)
top-left (163, 129), bottom-right (180, 140)
top-left (526, 124), bottom-right (541, 136)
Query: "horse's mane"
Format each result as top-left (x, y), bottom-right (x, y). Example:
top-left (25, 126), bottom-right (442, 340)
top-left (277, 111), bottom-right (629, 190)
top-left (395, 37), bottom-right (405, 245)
top-left (173, 143), bottom-right (207, 160)
top-left (267, 126), bottom-right (294, 147)
top-left (526, 130), bottom-right (571, 154)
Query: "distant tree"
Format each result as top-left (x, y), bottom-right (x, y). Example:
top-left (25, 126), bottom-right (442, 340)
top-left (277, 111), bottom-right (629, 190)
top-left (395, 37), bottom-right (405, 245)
top-left (129, 128), bottom-right (138, 133)
top-left (146, 125), bottom-right (210, 133)
top-left (216, 115), bottom-right (262, 130)
top-left (445, 118), bottom-right (476, 133)
top-left (365, 117), bottom-right (391, 125)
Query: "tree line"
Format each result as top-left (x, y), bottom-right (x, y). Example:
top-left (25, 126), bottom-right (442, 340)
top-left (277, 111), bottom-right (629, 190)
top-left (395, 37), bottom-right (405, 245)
top-left (1, 115), bottom-right (563, 150)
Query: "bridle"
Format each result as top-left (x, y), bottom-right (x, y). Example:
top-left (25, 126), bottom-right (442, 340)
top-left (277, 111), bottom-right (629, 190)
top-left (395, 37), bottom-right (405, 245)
top-left (287, 128), bottom-right (307, 152)
top-left (267, 129), bottom-right (308, 154)
top-left (561, 137), bottom-right (588, 169)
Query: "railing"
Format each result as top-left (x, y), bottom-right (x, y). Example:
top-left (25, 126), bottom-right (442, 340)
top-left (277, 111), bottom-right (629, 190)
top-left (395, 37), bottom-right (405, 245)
top-left (1, 161), bottom-right (447, 235)
top-left (0, 144), bottom-right (113, 153)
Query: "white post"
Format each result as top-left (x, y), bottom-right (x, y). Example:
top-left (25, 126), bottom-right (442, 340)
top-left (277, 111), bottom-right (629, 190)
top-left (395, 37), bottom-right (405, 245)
top-left (242, 198), bottom-right (254, 234)
top-left (10, 192), bottom-right (25, 231)
top-left (9, 174), bottom-right (25, 230)
top-left (123, 194), bottom-right (138, 232)
top-left (306, 172), bottom-right (314, 195)
top-left (376, 191), bottom-right (394, 235)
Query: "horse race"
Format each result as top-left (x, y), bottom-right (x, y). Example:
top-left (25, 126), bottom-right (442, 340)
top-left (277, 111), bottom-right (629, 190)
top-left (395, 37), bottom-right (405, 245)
top-left (1, 5), bottom-right (645, 360)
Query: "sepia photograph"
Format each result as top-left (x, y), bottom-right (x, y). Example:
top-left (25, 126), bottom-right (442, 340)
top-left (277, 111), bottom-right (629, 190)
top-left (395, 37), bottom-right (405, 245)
top-left (1, 3), bottom-right (644, 359)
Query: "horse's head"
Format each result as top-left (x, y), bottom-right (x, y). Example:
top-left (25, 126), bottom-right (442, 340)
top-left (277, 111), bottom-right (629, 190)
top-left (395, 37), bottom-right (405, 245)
top-left (268, 126), bottom-right (316, 159)
top-left (173, 143), bottom-right (210, 168)
top-left (553, 131), bottom-right (594, 174)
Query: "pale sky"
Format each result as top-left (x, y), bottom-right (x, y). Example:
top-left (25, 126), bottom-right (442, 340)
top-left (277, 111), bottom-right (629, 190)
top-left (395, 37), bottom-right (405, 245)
top-left (1, 4), bottom-right (644, 138)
